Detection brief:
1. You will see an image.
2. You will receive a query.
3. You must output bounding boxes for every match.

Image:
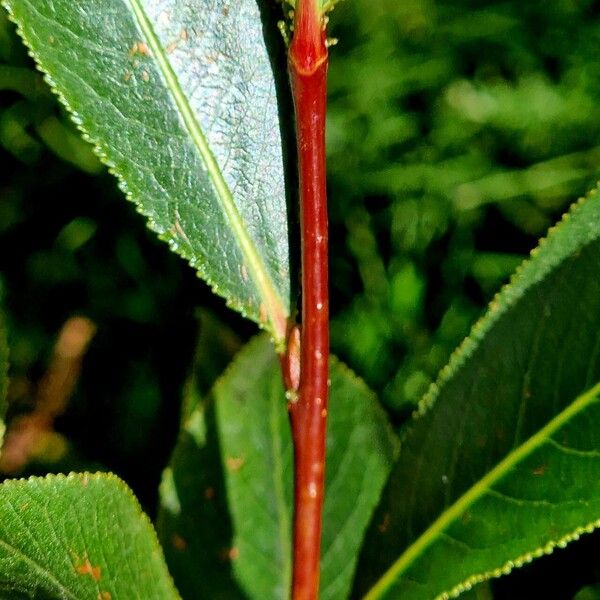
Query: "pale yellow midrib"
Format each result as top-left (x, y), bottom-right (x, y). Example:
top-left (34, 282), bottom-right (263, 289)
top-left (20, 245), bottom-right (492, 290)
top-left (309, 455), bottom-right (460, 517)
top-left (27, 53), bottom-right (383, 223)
top-left (365, 380), bottom-right (600, 599)
top-left (127, 0), bottom-right (286, 342)
top-left (0, 536), bottom-right (79, 600)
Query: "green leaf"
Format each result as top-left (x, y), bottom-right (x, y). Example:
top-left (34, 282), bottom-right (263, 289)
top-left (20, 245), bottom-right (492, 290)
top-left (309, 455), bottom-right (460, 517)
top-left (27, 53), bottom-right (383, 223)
top-left (158, 335), bottom-right (399, 600)
top-left (3, 0), bottom-right (290, 345)
top-left (574, 585), bottom-right (600, 600)
top-left (0, 472), bottom-right (179, 598)
top-left (156, 314), bottom-right (246, 600)
top-left (459, 582), bottom-right (494, 600)
top-left (357, 186), bottom-right (600, 599)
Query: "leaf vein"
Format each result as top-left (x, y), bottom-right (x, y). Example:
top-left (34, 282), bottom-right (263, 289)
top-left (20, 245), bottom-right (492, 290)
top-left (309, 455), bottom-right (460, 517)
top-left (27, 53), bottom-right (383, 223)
top-left (125, 0), bottom-right (287, 341)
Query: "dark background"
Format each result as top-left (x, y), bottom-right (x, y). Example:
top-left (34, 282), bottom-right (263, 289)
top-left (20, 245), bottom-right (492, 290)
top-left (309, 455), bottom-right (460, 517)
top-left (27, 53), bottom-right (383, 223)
top-left (2, 1), bottom-right (600, 597)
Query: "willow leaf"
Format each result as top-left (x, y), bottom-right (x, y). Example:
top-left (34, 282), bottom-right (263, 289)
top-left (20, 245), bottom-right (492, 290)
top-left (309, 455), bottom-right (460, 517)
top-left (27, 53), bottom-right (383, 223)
top-left (357, 186), bottom-right (600, 599)
top-left (159, 335), bottom-right (399, 600)
top-left (3, 0), bottom-right (290, 344)
top-left (0, 473), bottom-right (179, 598)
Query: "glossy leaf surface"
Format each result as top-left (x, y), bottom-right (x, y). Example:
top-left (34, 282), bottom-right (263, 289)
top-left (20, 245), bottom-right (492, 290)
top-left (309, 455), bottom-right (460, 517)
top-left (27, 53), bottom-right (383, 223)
top-left (358, 186), bottom-right (600, 599)
top-left (0, 473), bottom-right (179, 598)
top-left (3, 0), bottom-right (290, 344)
top-left (159, 335), bottom-right (399, 600)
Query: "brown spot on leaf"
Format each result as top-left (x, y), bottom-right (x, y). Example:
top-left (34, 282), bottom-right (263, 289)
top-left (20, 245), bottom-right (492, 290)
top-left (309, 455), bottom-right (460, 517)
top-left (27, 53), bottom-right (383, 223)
top-left (532, 464), bottom-right (546, 476)
top-left (259, 304), bottom-right (267, 323)
top-left (171, 220), bottom-right (191, 247)
top-left (98, 593), bottom-right (111, 600)
top-left (130, 41), bottom-right (150, 57)
top-left (166, 40), bottom-right (179, 54)
top-left (377, 513), bottom-right (390, 533)
top-left (226, 456), bottom-right (245, 472)
top-left (172, 534), bottom-right (187, 551)
top-left (141, 70), bottom-right (150, 82)
top-left (204, 487), bottom-right (215, 500)
top-left (219, 546), bottom-right (240, 562)
top-left (75, 558), bottom-right (101, 581)
top-left (180, 28), bottom-right (189, 41)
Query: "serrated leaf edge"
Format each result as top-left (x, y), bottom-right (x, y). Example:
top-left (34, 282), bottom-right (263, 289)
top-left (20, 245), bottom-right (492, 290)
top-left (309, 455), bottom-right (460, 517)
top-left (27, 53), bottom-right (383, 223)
top-left (365, 381), bottom-right (600, 600)
top-left (1, 0), bottom-right (289, 347)
top-left (0, 471), bottom-right (181, 599)
top-left (436, 512), bottom-right (600, 600)
top-left (416, 184), bottom-right (600, 419)
top-left (127, 0), bottom-right (288, 344)
top-left (191, 334), bottom-right (400, 599)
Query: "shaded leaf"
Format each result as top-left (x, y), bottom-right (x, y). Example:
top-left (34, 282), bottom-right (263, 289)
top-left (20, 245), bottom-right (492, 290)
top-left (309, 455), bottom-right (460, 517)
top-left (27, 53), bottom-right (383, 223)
top-left (358, 186), bottom-right (600, 599)
top-left (157, 314), bottom-right (246, 600)
top-left (0, 472), bottom-right (179, 598)
top-left (159, 335), bottom-right (399, 600)
top-left (459, 582), bottom-right (494, 600)
top-left (574, 585), bottom-right (600, 600)
top-left (3, 0), bottom-right (290, 344)
top-left (191, 308), bottom-right (244, 397)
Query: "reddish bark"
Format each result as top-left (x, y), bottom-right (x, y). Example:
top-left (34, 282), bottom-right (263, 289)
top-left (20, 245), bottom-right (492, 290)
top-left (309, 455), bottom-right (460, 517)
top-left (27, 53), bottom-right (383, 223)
top-left (285, 2), bottom-right (330, 598)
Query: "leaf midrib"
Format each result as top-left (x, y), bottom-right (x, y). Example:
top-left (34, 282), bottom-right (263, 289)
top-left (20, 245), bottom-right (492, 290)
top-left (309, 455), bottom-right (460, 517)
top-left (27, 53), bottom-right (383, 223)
top-left (365, 380), bottom-right (600, 599)
top-left (0, 536), bottom-right (79, 600)
top-left (126, 0), bottom-right (287, 343)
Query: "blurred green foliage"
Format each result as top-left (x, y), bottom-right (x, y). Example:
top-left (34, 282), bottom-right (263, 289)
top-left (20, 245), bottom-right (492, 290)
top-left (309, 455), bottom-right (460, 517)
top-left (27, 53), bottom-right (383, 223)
top-left (0, 9), bottom-right (207, 506)
top-left (1, 0), bottom-right (600, 597)
top-left (327, 0), bottom-right (600, 414)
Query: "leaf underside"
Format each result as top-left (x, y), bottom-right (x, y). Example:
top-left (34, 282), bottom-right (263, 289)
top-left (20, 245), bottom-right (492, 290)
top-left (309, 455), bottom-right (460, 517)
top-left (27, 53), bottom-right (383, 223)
top-left (357, 186), bottom-right (600, 599)
top-left (0, 472), bottom-right (179, 599)
top-left (3, 0), bottom-right (290, 344)
top-left (159, 335), bottom-right (399, 600)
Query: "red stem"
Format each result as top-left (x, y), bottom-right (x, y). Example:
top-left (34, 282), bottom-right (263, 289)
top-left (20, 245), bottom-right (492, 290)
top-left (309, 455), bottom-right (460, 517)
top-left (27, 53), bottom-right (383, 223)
top-left (284, 3), bottom-right (329, 599)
